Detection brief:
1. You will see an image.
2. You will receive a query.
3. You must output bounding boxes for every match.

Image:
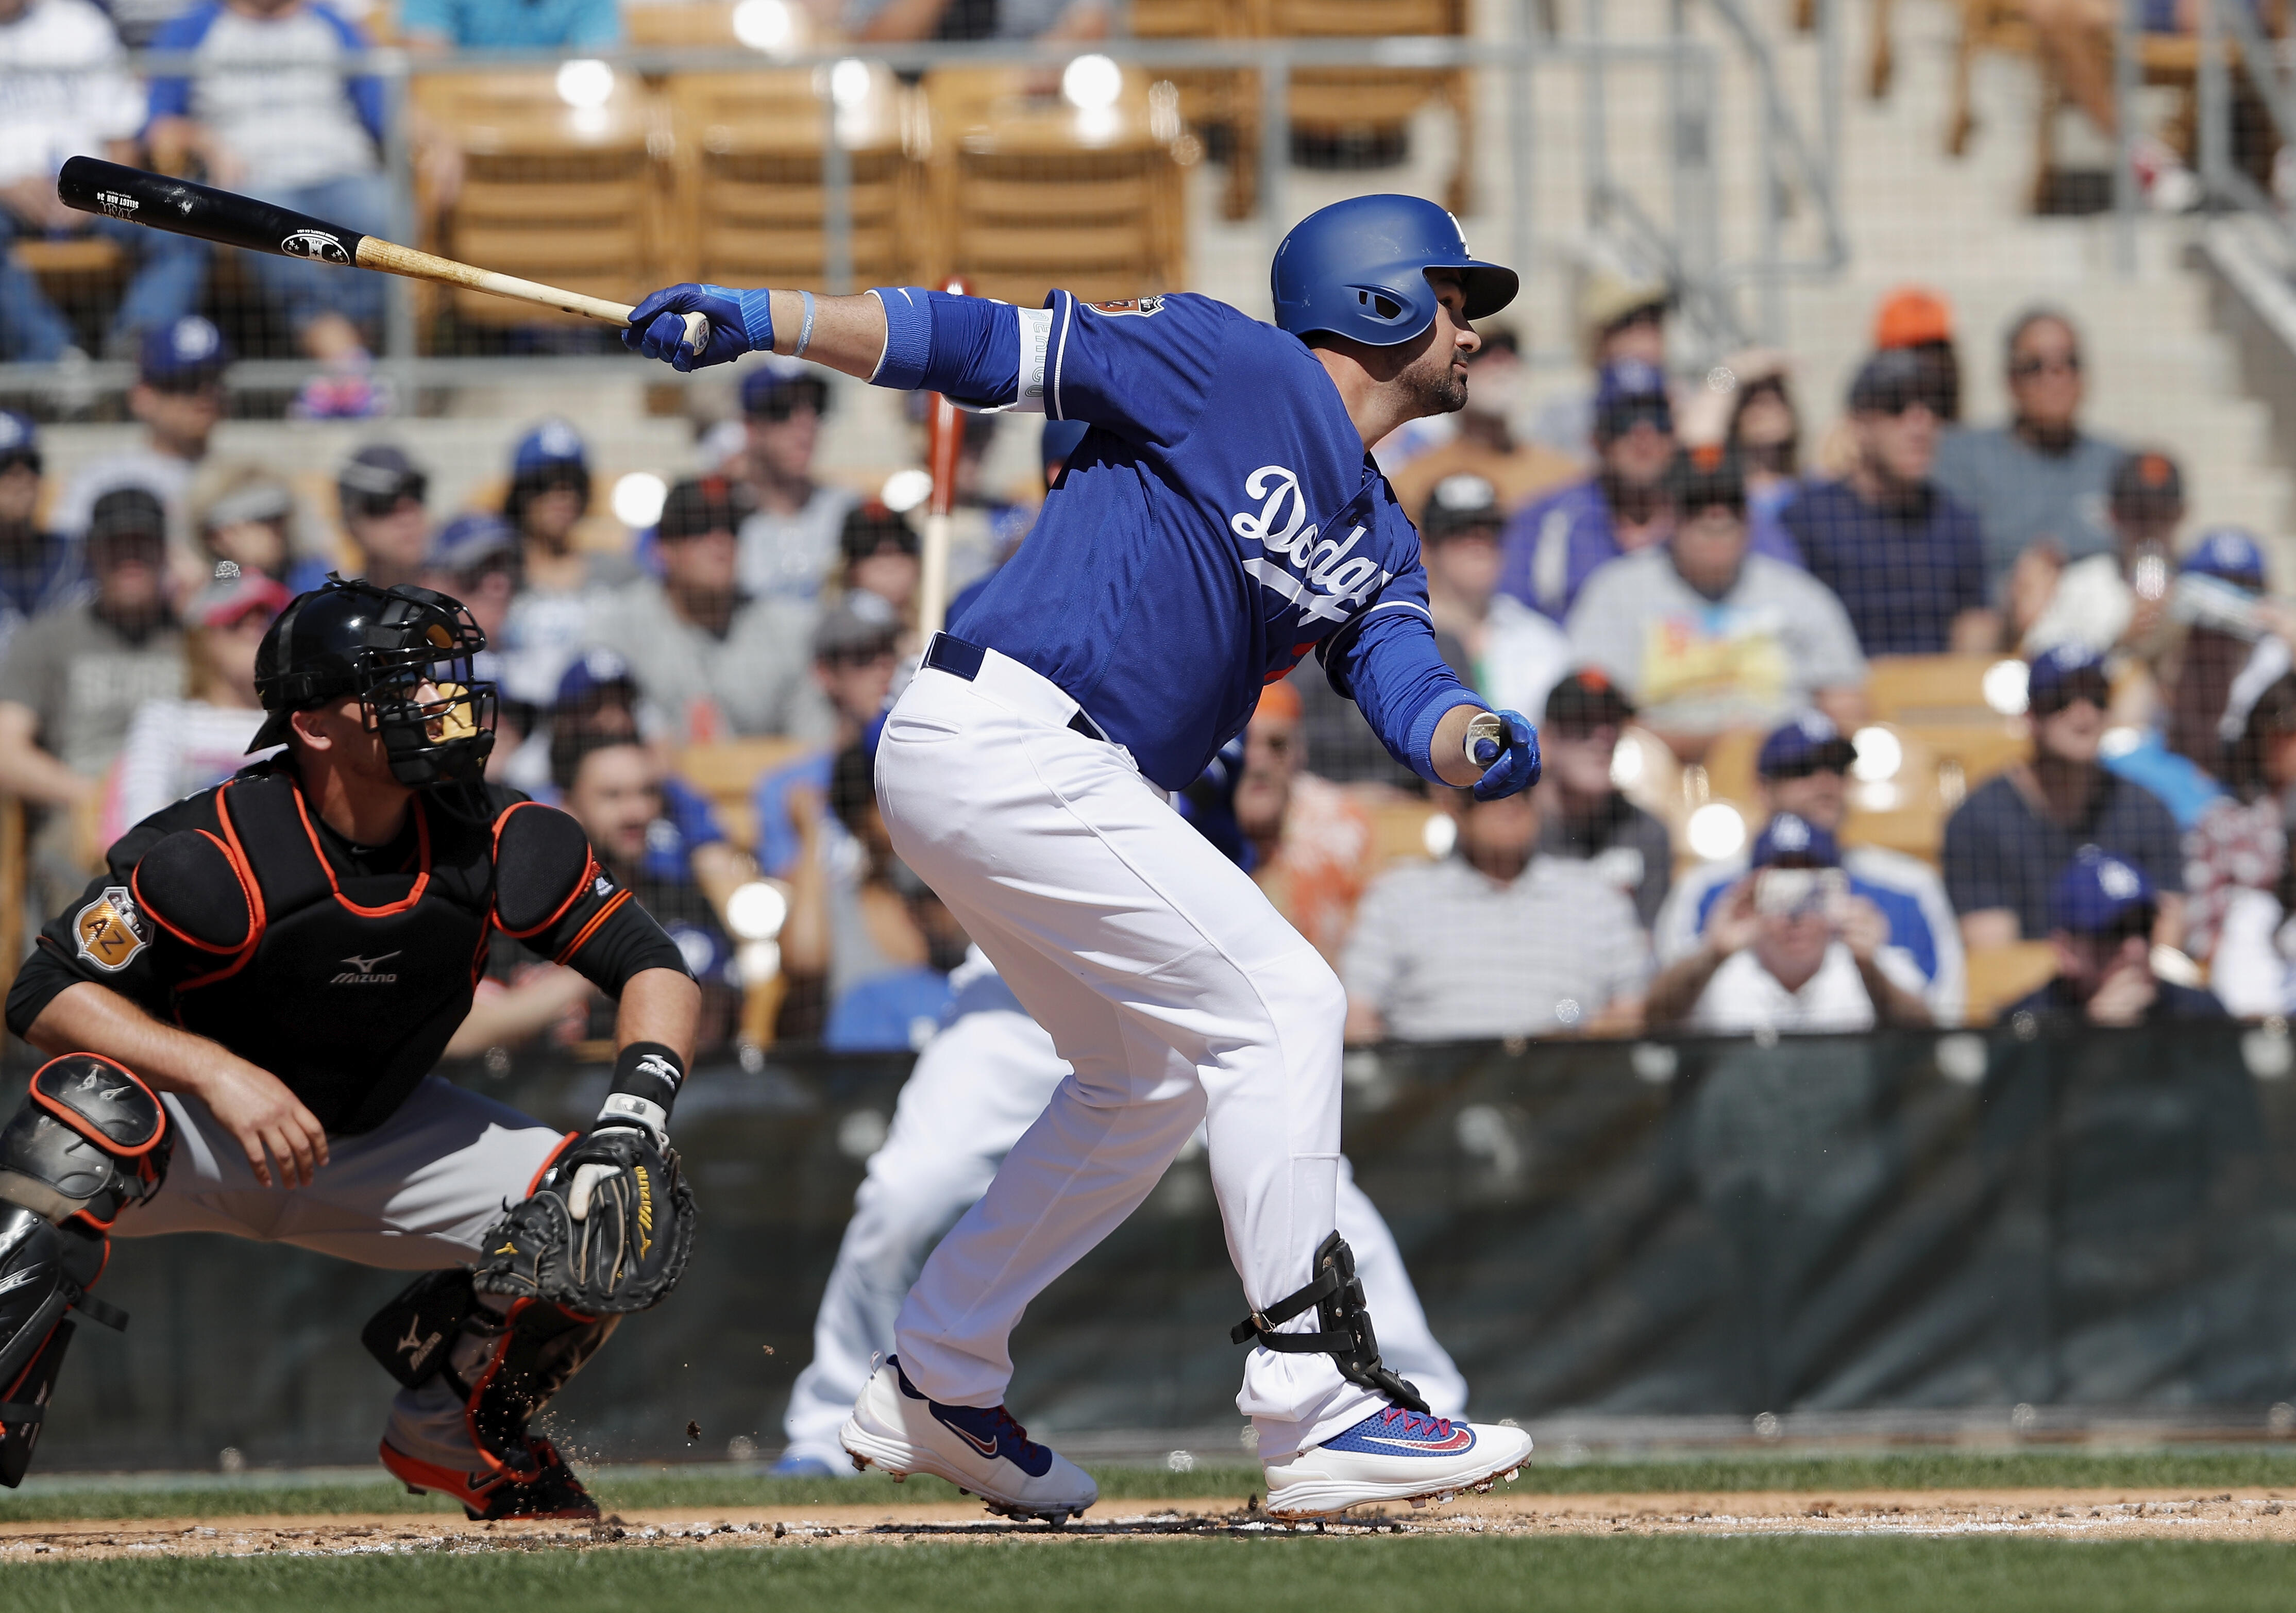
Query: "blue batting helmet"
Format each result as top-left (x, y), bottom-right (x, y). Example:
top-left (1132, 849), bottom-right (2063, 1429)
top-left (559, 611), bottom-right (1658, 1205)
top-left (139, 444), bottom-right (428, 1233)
top-left (1271, 194), bottom-right (1517, 347)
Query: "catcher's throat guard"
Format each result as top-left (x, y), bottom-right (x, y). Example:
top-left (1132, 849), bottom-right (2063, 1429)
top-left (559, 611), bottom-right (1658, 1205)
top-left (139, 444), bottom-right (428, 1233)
top-left (1229, 1232), bottom-right (1430, 1415)
top-left (0, 1055), bottom-right (172, 1486)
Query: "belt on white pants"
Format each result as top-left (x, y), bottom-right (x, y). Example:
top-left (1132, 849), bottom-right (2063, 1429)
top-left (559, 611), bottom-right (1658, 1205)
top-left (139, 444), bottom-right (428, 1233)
top-left (920, 632), bottom-right (1112, 744)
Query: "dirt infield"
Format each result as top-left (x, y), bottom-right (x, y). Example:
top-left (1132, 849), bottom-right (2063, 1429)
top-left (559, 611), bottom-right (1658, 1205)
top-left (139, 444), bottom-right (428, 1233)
top-left (6, 1486), bottom-right (2296, 1561)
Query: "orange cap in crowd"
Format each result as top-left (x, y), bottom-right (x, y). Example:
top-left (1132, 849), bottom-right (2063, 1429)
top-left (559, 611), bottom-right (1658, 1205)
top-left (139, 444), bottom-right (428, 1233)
top-left (1255, 681), bottom-right (1304, 723)
top-left (1873, 288), bottom-right (1953, 350)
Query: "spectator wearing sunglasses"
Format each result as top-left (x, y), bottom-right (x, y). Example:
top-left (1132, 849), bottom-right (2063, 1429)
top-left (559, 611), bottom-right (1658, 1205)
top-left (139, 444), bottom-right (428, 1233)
top-left (2010, 849), bottom-right (2223, 1025)
top-left (1532, 669), bottom-right (1673, 929)
top-left (328, 442), bottom-right (430, 593)
top-left (1783, 350), bottom-right (1995, 658)
top-left (730, 358), bottom-right (858, 606)
top-left (1504, 360), bottom-right (1804, 625)
top-left (1943, 646), bottom-right (2185, 950)
top-left (55, 316), bottom-right (228, 545)
top-left (1932, 308), bottom-right (2125, 592)
top-left (1655, 710), bottom-right (1966, 1022)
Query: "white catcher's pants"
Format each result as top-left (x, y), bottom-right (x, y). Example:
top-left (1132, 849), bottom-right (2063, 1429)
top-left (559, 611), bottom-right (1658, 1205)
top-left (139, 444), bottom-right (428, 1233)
top-left (780, 1002), bottom-right (1466, 1465)
top-left (876, 652), bottom-right (1384, 1458)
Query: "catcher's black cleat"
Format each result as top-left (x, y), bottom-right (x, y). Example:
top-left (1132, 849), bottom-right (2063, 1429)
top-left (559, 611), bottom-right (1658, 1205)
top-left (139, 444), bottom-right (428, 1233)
top-left (379, 1435), bottom-right (600, 1521)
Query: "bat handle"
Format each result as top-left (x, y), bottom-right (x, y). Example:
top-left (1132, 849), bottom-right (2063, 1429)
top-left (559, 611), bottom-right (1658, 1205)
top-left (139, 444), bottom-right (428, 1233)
top-left (682, 312), bottom-right (710, 356)
top-left (1465, 709), bottom-right (1504, 769)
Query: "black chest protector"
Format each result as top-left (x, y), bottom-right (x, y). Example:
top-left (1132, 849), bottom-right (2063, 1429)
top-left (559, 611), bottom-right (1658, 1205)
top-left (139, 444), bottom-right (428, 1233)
top-left (161, 774), bottom-right (495, 1135)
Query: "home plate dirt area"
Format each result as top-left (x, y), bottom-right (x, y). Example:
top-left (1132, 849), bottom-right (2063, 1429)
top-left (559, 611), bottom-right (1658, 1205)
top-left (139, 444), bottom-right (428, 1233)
top-left (8, 1486), bottom-right (2296, 1560)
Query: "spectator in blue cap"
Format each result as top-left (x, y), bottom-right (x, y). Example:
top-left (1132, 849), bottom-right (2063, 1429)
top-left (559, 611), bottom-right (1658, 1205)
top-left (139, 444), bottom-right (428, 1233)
top-left (728, 358), bottom-right (855, 606)
top-left (426, 509), bottom-right (520, 650)
top-left (2008, 848), bottom-right (2223, 1024)
top-left (1656, 708), bottom-right (1966, 1021)
top-left (2163, 526), bottom-right (2273, 773)
top-left (56, 316), bottom-right (228, 543)
top-left (1501, 359), bottom-right (1807, 624)
top-left (1782, 348), bottom-right (1994, 657)
top-left (1646, 809), bottom-right (1932, 1033)
top-left (0, 412), bottom-right (79, 665)
top-left (1943, 644), bottom-right (2185, 951)
top-left (495, 418), bottom-right (638, 713)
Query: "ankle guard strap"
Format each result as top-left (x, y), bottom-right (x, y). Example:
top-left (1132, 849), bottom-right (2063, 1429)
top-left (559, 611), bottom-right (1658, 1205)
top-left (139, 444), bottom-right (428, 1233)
top-left (1228, 1232), bottom-right (1430, 1415)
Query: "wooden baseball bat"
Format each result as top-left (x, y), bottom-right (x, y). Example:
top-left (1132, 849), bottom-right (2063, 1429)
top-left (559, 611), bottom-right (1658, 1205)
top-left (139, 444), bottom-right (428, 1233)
top-left (56, 156), bottom-right (706, 351)
top-left (917, 276), bottom-right (968, 640)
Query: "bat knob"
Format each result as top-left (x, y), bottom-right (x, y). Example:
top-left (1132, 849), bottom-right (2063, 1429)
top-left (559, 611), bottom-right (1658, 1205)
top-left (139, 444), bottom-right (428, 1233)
top-left (1464, 709), bottom-right (1505, 771)
top-left (1472, 739), bottom-right (1501, 767)
top-left (681, 311), bottom-right (710, 355)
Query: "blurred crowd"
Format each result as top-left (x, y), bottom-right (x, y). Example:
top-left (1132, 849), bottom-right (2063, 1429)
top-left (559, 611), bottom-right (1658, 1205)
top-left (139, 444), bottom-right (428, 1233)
top-left (5, 265), bottom-right (2296, 1063)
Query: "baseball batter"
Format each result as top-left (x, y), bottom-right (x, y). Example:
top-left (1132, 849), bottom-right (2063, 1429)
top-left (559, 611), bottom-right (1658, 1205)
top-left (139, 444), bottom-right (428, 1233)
top-left (776, 733), bottom-right (1470, 1473)
top-left (0, 578), bottom-right (701, 1515)
top-left (627, 194), bottom-right (1543, 1521)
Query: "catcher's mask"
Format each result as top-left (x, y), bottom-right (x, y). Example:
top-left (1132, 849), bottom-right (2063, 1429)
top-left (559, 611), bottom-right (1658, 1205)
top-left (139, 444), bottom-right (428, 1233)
top-left (249, 574), bottom-right (497, 788)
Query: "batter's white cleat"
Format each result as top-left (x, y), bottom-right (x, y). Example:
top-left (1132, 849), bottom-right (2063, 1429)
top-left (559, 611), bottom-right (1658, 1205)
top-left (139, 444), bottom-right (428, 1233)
top-left (1262, 1404), bottom-right (1531, 1520)
top-left (838, 1356), bottom-right (1098, 1524)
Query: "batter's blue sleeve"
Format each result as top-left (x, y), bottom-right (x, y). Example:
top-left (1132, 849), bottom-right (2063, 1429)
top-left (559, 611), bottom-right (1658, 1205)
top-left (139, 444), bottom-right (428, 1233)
top-left (881, 288), bottom-right (1227, 449)
top-left (1320, 574), bottom-right (1488, 784)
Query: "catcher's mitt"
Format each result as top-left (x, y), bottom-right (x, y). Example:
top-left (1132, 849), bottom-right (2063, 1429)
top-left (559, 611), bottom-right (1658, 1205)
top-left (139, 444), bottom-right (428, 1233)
top-left (472, 1129), bottom-right (695, 1314)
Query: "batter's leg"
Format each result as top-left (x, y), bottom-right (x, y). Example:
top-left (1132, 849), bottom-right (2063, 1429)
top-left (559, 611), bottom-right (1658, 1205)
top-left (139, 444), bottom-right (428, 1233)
top-left (1335, 1158), bottom-right (1466, 1418)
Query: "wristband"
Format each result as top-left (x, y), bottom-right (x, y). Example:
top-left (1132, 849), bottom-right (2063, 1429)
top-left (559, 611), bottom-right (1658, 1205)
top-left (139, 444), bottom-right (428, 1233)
top-left (600, 1040), bottom-right (686, 1136)
top-left (731, 287), bottom-right (775, 353)
top-left (794, 289), bottom-right (817, 358)
top-left (868, 287), bottom-right (933, 389)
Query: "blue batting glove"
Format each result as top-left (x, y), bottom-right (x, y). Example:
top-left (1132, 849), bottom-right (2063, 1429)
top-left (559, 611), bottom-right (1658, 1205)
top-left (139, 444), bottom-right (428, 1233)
top-left (1470, 709), bottom-right (1541, 801)
top-left (622, 283), bottom-right (756, 372)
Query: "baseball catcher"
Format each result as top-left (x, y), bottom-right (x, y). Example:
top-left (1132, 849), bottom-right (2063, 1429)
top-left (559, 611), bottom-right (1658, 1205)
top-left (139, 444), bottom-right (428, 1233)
top-left (0, 576), bottom-right (700, 1516)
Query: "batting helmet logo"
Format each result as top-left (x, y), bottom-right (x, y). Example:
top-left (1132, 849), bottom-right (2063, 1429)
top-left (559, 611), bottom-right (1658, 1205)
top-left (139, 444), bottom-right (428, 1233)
top-left (281, 230), bottom-right (351, 264)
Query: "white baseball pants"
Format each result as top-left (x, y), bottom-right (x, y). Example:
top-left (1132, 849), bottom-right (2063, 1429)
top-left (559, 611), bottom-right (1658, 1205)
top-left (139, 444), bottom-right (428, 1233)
top-left (116, 1076), bottom-right (571, 1469)
top-left (875, 650), bottom-right (1385, 1459)
top-left (779, 1003), bottom-right (1467, 1466)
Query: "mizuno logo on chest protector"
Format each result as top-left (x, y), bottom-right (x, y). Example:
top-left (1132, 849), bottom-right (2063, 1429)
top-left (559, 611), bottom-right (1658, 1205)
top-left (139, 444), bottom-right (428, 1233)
top-left (1229, 466), bottom-right (1391, 627)
top-left (332, 951), bottom-right (401, 984)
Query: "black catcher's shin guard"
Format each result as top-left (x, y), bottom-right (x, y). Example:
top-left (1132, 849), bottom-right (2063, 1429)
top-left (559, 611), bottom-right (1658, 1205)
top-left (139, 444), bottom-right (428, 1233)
top-left (0, 1055), bottom-right (171, 1487)
top-left (1229, 1232), bottom-right (1430, 1415)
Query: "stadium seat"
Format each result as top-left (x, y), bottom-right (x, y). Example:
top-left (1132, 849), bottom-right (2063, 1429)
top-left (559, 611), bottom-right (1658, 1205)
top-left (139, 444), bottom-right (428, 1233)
top-left (1127, 0), bottom-right (1255, 218)
top-left (412, 71), bottom-right (671, 335)
top-left (677, 736), bottom-right (815, 849)
top-left (1964, 940), bottom-right (2057, 1025)
top-left (664, 67), bottom-right (911, 291)
top-left (1946, 0), bottom-right (2032, 156)
top-left (917, 68), bottom-right (1190, 307)
top-left (1863, 654), bottom-right (2012, 725)
top-left (1368, 798), bottom-right (1445, 864)
top-left (1258, 0), bottom-right (1472, 215)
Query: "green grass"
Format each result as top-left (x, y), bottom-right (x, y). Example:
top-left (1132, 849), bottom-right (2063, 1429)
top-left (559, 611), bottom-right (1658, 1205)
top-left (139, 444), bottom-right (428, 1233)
top-left (14, 1447), bottom-right (2296, 1523)
top-left (9, 1537), bottom-right (2296, 1613)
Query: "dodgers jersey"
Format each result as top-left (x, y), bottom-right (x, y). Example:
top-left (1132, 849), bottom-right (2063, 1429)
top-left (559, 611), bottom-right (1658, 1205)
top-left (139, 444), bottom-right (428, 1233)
top-left (907, 289), bottom-right (1479, 792)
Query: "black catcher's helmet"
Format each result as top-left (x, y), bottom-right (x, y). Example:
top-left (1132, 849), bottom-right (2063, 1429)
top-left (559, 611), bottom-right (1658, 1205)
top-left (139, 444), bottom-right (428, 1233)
top-left (249, 574), bottom-right (497, 787)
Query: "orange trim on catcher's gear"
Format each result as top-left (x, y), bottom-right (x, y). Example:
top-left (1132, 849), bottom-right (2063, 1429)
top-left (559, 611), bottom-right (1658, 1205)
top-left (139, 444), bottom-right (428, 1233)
top-left (175, 781), bottom-right (267, 992)
top-left (553, 887), bottom-right (629, 966)
top-left (26, 1056), bottom-right (167, 1158)
top-left (488, 802), bottom-right (599, 939)
top-left (291, 782), bottom-right (434, 918)
top-left (378, 1436), bottom-right (599, 1520)
top-left (130, 830), bottom-right (258, 955)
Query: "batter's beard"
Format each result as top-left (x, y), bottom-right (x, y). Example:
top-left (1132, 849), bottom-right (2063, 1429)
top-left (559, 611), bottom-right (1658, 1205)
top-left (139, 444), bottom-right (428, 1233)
top-left (1409, 362), bottom-right (1471, 417)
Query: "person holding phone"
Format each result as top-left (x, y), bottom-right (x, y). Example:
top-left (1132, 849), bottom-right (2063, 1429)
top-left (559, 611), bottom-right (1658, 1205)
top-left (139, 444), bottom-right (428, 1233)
top-left (1644, 811), bottom-right (1933, 1034)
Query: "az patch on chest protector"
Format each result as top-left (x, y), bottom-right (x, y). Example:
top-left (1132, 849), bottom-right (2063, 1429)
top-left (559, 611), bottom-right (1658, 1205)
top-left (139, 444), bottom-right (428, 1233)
top-left (73, 887), bottom-right (147, 972)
